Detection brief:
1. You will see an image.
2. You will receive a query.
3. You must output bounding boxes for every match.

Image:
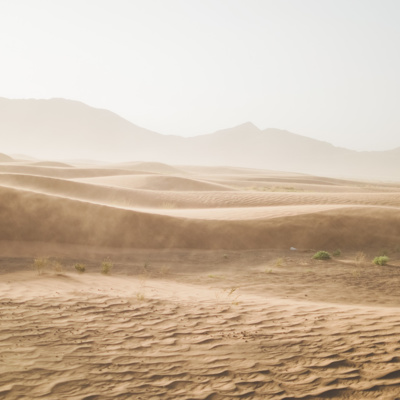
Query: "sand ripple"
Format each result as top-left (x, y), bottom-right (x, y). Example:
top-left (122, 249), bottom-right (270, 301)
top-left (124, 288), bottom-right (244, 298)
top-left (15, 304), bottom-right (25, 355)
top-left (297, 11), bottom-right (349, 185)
top-left (1, 274), bottom-right (400, 399)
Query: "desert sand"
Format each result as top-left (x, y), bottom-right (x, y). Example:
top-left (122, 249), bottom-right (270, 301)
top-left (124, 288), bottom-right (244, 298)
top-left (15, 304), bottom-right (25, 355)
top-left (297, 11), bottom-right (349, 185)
top-left (1, 159), bottom-right (400, 399)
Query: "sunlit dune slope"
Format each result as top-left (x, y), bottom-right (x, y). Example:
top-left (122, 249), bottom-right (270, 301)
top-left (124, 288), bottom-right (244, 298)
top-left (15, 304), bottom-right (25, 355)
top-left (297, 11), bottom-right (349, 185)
top-left (30, 161), bottom-right (73, 168)
top-left (1, 184), bottom-right (400, 250)
top-left (108, 161), bottom-right (186, 175)
top-left (1, 173), bottom-right (400, 212)
top-left (76, 174), bottom-right (235, 191)
top-left (0, 164), bottom-right (137, 179)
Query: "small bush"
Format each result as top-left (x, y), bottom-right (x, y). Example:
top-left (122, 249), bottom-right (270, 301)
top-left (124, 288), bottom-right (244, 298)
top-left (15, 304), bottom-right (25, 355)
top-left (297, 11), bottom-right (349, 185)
top-left (101, 259), bottom-right (113, 275)
top-left (52, 260), bottom-right (64, 274)
top-left (136, 292), bottom-right (145, 301)
top-left (373, 256), bottom-right (389, 266)
top-left (33, 257), bottom-right (49, 275)
top-left (74, 263), bottom-right (86, 273)
top-left (332, 249), bottom-right (341, 257)
top-left (275, 257), bottom-right (284, 267)
top-left (312, 251), bottom-right (331, 260)
top-left (355, 251), bottom-right (367, 266)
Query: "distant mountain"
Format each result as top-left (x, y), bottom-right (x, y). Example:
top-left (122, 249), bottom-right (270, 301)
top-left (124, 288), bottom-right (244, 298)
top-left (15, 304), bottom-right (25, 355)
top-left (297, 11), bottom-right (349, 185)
top-left (0, 153), bottom-right (13, 162)
top-left (1, 97), bottom-right (399, 180)
top-left (0, 97), bottom-right (178, 161)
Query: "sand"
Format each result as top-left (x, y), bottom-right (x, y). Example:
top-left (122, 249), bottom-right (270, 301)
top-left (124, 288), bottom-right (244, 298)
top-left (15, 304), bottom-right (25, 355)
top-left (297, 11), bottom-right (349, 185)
top-left (1, 160), bottom-right (400, 399)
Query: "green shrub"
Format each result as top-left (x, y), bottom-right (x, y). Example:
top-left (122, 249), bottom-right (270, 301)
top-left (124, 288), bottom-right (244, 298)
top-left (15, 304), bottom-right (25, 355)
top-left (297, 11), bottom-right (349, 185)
top-left (312, 251), bottom-right (331, 260)
top-left (332, 249), bottom-right (341, 257)
top-left (33, 257), bottom-right (64, 275)
top-left (101, 259), bottom-right (113, 275)
top-left (74, 263), bottom-right (86, 273)
top-left (373, 256), bottom-right (389, 266)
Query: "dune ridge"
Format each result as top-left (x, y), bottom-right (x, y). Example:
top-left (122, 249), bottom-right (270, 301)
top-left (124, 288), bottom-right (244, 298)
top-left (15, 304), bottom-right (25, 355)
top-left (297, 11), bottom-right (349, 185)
top-left (1, 183), bottom-right (400, 251)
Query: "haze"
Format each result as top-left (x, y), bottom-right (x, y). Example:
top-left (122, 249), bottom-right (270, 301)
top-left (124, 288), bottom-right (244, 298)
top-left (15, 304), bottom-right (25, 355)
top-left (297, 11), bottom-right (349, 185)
top-left (1, 0), bottom-right (400, 151)
top-left (4, 2), bottom-right (400, 399)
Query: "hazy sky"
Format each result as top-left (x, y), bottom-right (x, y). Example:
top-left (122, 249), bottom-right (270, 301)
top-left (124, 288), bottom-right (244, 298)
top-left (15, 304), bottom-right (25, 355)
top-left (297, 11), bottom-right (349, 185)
top-left (1, 0), bottom-right (400, 151)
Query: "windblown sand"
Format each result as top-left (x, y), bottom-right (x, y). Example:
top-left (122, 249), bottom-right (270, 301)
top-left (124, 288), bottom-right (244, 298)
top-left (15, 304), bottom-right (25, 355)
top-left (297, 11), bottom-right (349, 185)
top-left (1, 161), bottom-right (400, 399)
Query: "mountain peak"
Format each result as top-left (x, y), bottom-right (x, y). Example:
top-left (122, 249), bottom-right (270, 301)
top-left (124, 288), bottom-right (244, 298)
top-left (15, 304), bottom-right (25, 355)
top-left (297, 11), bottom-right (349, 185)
top-left (208, 121), bottom-right (261, 137)
top-left (236, 121), bottom-right (260, 130)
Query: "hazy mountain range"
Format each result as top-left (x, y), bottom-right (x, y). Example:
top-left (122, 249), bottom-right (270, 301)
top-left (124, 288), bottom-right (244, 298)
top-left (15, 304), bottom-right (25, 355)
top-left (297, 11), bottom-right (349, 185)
top-left (1, 97), bottom-right (399, 180)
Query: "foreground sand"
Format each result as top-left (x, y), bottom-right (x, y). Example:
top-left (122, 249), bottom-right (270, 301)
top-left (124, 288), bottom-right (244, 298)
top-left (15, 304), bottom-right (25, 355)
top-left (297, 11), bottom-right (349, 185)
top-left (2, 251), bottom-right (400, 400)
top-left (1, 160), bottom-right (400, 399)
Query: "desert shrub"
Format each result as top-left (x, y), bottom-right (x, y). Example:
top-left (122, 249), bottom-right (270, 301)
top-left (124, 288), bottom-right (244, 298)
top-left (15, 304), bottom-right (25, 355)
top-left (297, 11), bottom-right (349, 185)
top-left (74, 263), bottom-right (86, 273)
top-left (52, 260), bottom-right (64, 274)
top-left (373, 256), bottom-right (389, 266)
top-left (312, 251), bottom-right (331, 260)
top-left (275, 257), bottom-right (284, 267)
top-left (33, 257), bottom-right (65, 275)
top-left (101, 259), bottom-right (113, 275)
top-left (355, 251), bottom-right (367, 266)
top-left (332, 249), bottom-right (341, 257)
top-left (33, 257), bottom-right (49, 275)
top-left (136, 292), bottom-right (145, 301)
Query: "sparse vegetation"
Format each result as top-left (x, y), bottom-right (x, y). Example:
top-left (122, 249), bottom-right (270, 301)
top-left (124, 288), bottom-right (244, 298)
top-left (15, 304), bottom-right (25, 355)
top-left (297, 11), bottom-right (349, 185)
top-left (312, 251), bottom-right (331, 260)
top-left (52, 260), bottom-right (64, 274)
top-left (226, 287), bottom-right (240, 305)
top-left (373, 255), bottom-right (389, 266)
top-left (101, 258), bottom-right (113, 275)
top-left (265, 268), bottom-right (273, 274)
top-left (33, 257), bottom-right (49, 275)
top-left (136, 292), bottom-right (145, 301)
top-left (275, 257), bottom-right (284, 267)
top-left (74, 263), bottom-right (86, 273)
top-left (355, 251), bottom-right (367, 266)
top-left (215, 286), bottom-right (241, 305)
top-left (33, 257), bottom-right (64, 275)
top-left (332, 249), bottom-right (341, 257)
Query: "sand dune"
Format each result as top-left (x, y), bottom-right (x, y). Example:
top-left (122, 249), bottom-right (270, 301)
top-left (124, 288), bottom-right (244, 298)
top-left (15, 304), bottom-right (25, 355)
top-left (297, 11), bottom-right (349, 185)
top-left (76, 174), bottom-right (235, 191)
top-left (1, 182), bottom-right (400, 250)
top-left (30, 161), bottom-right (74, 168)
top-left (0, 164), bottom-right (137, 179)
top-left (1, 161), bottom-right (400, 399)
top-left (108, 161), bottom-right (187, 175)
top-left (0, 153), bottom-right (14, 162)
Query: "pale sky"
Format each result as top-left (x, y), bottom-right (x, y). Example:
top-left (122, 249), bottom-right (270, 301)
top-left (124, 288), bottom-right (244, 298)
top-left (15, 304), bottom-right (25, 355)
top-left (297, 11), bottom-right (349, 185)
top-left (1, 0), bottom-right (399, 151)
